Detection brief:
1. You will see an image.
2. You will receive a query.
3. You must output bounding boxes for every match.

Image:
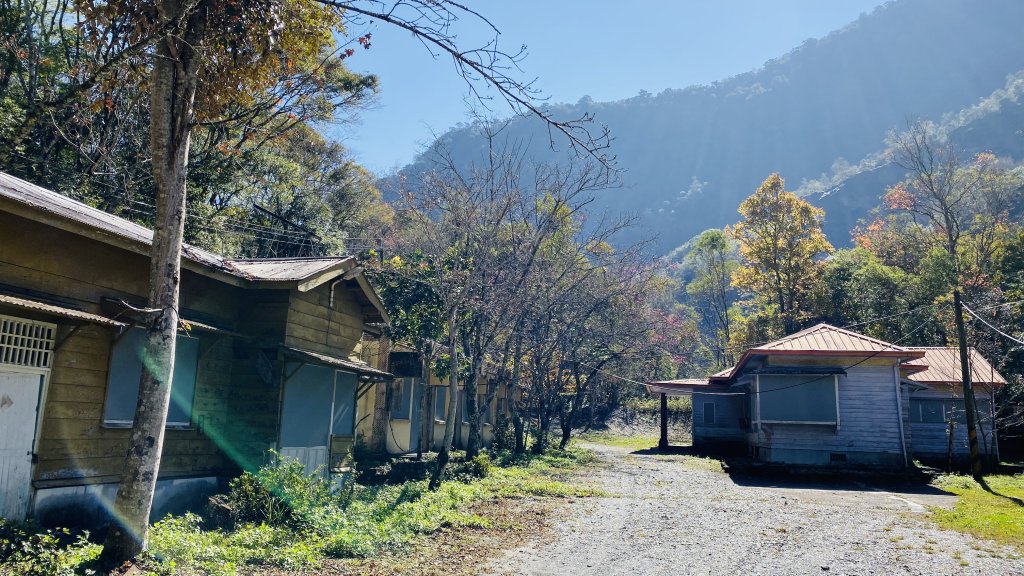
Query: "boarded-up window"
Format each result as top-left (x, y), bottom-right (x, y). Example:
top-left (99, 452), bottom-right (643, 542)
top-left (102, 327), bottom-right (198, 428)
top-left (434, 387), bottom-right (447, 422)
top-left (758, 374), bottom-right (837, 424)
top-left (389, 378), bottom-right (413, 419)
top-left (703, 402), bottom-right (716, 426)
top-left (279, 365), bottom-right (357, 448)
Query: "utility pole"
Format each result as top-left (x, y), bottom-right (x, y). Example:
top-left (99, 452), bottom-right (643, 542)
top-left (952, 290), bottom-right (983, 478)
top-left (659, 392), bottom-right (669, 450)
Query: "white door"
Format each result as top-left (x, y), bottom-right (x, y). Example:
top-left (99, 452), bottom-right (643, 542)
top-left (0, 371), bottom-right (43, 520)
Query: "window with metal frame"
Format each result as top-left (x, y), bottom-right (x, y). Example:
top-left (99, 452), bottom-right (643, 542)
top-left (758, 374), bottom-right (838, 425)
top-left (102, 327), bottom-right (199, 428)
top-left (0, 315), bottom-right (55, 369)
top-left (910, 398), bottom-right (992, 424)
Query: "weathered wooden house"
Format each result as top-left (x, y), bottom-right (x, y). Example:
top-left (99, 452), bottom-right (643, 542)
top-left (0, 172), bottom-right (393, 525)
top-left (382, 349), bottom-right (509, 453)
top-left (646, 324), bottom-right (1003, 468)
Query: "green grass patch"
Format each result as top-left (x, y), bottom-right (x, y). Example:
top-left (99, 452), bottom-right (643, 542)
top-left (579, 431), bottom-right (661, 450)
top-left (3, 448), bottom-right (599, 576)
top-left (929, 473), bottom-right (1024, 552)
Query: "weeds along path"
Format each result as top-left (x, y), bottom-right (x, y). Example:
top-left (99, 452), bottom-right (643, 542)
top-left (485, 442), bottom-right (1024, 576)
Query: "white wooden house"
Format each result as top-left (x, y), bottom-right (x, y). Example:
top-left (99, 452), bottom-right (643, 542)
top-left (647, 324), bottom-right (1005, 468)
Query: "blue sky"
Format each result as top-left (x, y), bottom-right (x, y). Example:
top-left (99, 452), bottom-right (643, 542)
top-left (334, 1), bottom-right (885, 174)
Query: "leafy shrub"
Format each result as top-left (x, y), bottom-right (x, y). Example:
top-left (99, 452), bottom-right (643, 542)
top-left (453, 453), bottom-right (493, 482)
top-left (491, 414), bottom-right (515, 451)
top-left (217, 456), bottom-right (342, 533)
top-left (0, 520), bottom-right (99, 576)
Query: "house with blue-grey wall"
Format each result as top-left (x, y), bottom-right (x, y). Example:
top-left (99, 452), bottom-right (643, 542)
top-left (646, 323), bottom-right (1002, 468)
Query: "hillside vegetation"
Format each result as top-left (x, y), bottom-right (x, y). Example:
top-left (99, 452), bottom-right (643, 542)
top-left (394, 0), bottom-right (1024, 252)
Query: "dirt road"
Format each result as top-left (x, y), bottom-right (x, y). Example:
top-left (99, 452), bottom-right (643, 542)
top-left (486, 443), bottom-right (1024, 576)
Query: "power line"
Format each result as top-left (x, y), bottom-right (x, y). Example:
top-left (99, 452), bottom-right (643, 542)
top-left (971, 299), bottom-right (1024, 314)
top-left (964, 303), bottom-right (1024, 346)
top-left (129, 199), bottom-right (316, 239)
top-left (122, 205), bottom-right (321, 248)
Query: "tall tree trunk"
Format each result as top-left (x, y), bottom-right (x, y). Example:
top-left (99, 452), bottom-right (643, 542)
top-left (512, 411), bottom-right (525, 454)
top-left (430, 309), bottom-right (459, 489)
top-left (465, 359), bottom-right (482, 459)
top-left (559, 363), bottom-right (584, 450)
top-left (100, 3), bottom-right (205, 565)
top-left (533, 392), bottom-right (549, 455)
top-left (558, 401), bottom-right (572, 450)
top-left (509, 330), bottom-right (525, 454)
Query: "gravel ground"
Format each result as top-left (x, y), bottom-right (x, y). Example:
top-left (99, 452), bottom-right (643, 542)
top-left (486, 443), bottom-right (1024, 576)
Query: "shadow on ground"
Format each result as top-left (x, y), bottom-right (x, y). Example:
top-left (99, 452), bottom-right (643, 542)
top-left (631, 444), bottom-right (956, 498)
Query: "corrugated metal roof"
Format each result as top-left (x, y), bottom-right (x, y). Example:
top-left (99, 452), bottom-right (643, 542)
top-left (282, 346), bottom-right (392, 379)
top-left (757, 323), bottom-right (911, 354)
top-left (904, 347), bottom-right (1007, 385)
top-left (228, 258), bottom-right (353, 282)
top-left (0, 294), bottom-right (126, 327)
top-left (710, 324), bottom-right (925, 382)
top-left (0, 171), bottom-right (236, 274)
top-left (0, 171), bottom-right (369, 286)
top-left (645, 379), bottom-right (717, 397)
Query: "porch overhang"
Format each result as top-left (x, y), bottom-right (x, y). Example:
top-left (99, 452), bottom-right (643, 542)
top-left (0, 293), bottom-right (126, 328)
top-left (645, 379), bottom-right (723, 397)
top-left (280, 345), bottom-right (393, 381)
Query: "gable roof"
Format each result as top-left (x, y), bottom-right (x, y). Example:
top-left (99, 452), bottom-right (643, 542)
top-left (758, 323), bottom-right (913, 354)
top-left (0, 171), bottom-right (389, 323)
top-left (904, 347), bottom-right (1007, 386)
top-left (711, 323), bottom-right (924, 382)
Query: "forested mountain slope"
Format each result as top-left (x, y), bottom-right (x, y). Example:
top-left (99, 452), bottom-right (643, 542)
top-left (394, 0), bottom-right (1024, 252)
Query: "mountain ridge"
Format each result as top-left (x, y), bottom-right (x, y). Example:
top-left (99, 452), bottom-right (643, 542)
top-left (391, 0), bottom-right (1024, 253)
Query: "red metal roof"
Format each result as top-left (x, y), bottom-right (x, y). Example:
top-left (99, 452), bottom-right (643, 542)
top-left (904, 347), bottom-right (1007, 386)
top-left (757, 323), bottom-right (913, 354)
top-left (710, 324), bottom-right (925, 382)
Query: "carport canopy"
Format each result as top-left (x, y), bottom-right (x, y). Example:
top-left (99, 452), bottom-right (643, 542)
top-left (644, 379), bottom-right (725, 450)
